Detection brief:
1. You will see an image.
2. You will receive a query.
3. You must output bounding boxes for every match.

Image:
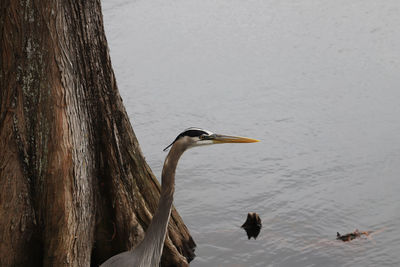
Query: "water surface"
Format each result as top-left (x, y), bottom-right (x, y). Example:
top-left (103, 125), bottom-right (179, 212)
top-left (102, 1), bottom-right (400, 266)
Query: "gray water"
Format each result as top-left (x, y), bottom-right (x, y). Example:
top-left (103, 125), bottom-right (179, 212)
top-left (102, 1), bottom-right (400, 266)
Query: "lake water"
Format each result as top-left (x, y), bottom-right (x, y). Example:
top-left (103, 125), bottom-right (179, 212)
top-left (102, 1), bottom-right (400, 266)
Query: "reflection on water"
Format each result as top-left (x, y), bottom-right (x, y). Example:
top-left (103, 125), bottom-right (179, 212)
top-left (102, 0), bottom-right (400, 266)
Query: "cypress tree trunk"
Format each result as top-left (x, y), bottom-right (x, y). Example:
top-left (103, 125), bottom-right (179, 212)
top-left (0, 1), bottom-right (195, 266)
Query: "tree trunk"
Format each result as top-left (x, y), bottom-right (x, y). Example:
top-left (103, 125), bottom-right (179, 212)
top-left (0, 1), bottom-right (195, 266)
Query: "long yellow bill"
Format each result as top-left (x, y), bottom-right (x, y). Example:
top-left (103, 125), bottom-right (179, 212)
top-left (212, 134), bottom-right (260, 144)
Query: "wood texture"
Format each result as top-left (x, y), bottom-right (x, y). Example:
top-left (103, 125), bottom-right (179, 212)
top-left (0, 1), bottom-right (195, 266)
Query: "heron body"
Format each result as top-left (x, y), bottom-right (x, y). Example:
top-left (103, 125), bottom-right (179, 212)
top-left (101, 128), bottom-right (258, 267)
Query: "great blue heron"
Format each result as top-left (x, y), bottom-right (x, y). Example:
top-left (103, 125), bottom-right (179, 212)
top-left (101, 127), bottom-right (259, 267)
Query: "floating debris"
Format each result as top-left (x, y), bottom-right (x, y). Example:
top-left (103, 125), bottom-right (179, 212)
top-left (241, 212), bottom-right (262, 239)
top-left (336, 229), bottom-right (371, 242)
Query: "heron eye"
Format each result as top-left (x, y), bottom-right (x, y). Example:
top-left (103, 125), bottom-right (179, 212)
top-left (200, 135), bottom-right (210, 140)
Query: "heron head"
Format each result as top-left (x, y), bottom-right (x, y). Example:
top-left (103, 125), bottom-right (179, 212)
top-left (163, 127), bottom-right (259, 151)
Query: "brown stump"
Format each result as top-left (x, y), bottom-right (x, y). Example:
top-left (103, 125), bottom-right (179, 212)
top-left (241, 212), bottom-right (262, 240)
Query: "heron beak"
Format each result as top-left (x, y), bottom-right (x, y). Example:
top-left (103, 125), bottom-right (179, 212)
top-left (211, 134), bottom-right (260, 144)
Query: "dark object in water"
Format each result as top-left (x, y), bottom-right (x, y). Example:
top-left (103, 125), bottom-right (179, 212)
top-left (336, 229), bottom-right (371, 242)
top-left (241, 212), bottom-right (262, 239)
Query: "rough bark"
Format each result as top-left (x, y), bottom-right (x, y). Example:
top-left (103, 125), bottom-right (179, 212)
top-left (0, 1), bottom-right (195, 266)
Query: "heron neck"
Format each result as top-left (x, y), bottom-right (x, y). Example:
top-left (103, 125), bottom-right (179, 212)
top-left (139, 144), bottom-right (185, 264)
